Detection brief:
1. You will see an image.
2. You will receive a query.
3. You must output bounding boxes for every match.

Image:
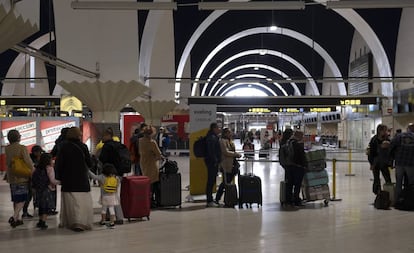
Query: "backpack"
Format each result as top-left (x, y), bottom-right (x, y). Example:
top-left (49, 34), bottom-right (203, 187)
top-left (32, 168), bottom-right (50, 191)
top-left (160, 159), bottom-right (179, 174)
top-left (374, 190), bottom-right (391, 210)
top-left (114, 142), bottom-right (132, 174)
top-left (279, 140), bottom-right (295, 167)
top-left (193, 136), bottom-right (207, 158)
top-left (103, 176), bottom-right (118, 193)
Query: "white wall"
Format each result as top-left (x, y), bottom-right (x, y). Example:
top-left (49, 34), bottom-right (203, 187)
top-left (54, 0), bottom-right (139, 83)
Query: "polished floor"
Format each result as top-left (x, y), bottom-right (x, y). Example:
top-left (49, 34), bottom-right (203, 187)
top-left (1, 144), bottom-right (414, 253)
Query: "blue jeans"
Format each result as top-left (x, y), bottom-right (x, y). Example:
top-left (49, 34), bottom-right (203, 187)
top-left (396, 166), bottom-right (414, 201)
top-left (205, 161), bottom-right (218, 203)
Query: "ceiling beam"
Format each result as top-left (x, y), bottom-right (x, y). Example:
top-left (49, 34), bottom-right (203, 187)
top-left (198, 1), bottom-right (305, 10)
top-left (326, 0), bottom-right (414, 9)
top-left (71, 1), bottom-right (178, 10)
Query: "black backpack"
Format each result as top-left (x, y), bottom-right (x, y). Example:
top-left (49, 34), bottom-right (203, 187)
top-left (160, 159), bottom-right (179, 174)
top-left (32, 168), bottom-right (50, 191)
top-left (374, 190), bottom-right (391, 210)
top-left (279, 140), bottom-right (295, 167)
top-left (114, 142), bottom-right (132, 174)
top-left (193, 136), bottom-right (207, 158)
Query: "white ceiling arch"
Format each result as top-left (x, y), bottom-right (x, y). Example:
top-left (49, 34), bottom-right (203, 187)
top-left (219, 82), bottom-right (278, 97)
top-left (190, 26), bottom-right (345, 96)
top-left (217, 73), bottom-right (288, 96)
top-left (210, 63), bottom-right (299, 96)
top-left (175, 5), bottom-right (392, 97)
top-left (314, 1), bottom-right (393, 96)
top-left (201, 49), bottom-right (316, 96)
top-left (2, 33), bottom-right (54, 95)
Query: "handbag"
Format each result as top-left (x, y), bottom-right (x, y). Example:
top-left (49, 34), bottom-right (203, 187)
top-left (11, 157), bottom-right (32, 178)
top-left (232, 159), bottom-right (240, 175)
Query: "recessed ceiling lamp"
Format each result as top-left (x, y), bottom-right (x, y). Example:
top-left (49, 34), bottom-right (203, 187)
top-left (198, 1), bottom-right (305, 10)
top-left (259, 49), bottom-right (267, 55)
top-left (71, 1), bottom-right (178, 10)
top-left (326, 0), bottom-right (414, 9)
top-left (269, 25), bottom-right (278, 31)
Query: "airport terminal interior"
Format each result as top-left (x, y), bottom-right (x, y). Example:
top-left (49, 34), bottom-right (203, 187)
top-left (1, 142), bottom-right (414, 252)
top-left (2, 1), bottom-right (414, 252)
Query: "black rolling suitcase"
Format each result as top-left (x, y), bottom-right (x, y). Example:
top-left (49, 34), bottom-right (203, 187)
top-left (223, 173), bottom-right (238, 208)
top-left (157, 172), bottom-right (182, 208)
top-left (238, 158), bottom-right (262, 208)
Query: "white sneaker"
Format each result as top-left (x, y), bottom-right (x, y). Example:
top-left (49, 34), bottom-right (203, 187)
top-left (206, 202), bottom-right (220, 208)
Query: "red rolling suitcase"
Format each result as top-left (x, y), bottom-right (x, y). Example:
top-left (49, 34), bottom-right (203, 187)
top-left (121, 176), bottom-right (151, 221)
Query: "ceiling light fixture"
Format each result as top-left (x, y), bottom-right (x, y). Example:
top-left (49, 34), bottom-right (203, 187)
top-left (326, 0), bottom-right (414, 9)
top-left (198, 1), bottom-right (305, 10)
top-left (71, 1), bottom-right (178, 10)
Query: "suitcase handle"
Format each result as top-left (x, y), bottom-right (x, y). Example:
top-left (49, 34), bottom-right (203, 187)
top-left (243, 157), bottom-right (254, 175)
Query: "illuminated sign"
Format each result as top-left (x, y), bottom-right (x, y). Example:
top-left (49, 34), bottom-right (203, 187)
top-left (310, 107), bottom-right (332, 112)
top-left (340, 99), bottom-right (361, 106)
top-left (0, 100), bottom-right (5, 106)
top-left (278, 108), bottom-right (303, 113)
top-left (249, 108), bottom-right (271, 113)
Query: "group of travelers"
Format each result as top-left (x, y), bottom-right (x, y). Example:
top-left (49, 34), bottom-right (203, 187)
top-left (5, 120), bottom-right (413, 232)
top-left (203, 123), bottom-right (242, 207)
top-left (368, 123), bottom-right (414, 206)
top-left (4, 121), bottom-right (168, 231)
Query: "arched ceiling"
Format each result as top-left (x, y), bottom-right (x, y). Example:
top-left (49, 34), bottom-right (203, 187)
top-left (171, 1), bottom-right (401, 97)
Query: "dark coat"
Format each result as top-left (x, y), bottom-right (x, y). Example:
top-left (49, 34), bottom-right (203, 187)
top-left (291, 139), bottom-right (307, 168)
top-left (55, 139), bottom-right (92, 192)
top-left (204, 129), bottom-right (221, 166)
top-left (99, 139), bottom-right (122, 176)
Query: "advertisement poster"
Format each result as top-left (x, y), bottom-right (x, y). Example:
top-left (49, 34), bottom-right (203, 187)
top-left (40, 120), bottom-right (77, 152)
top-left (2, 120), bottom-right (37, 150)
top-left (189, 104), bottom-right (217, 196)
top-left (122, 114), bottom-right (145, 148)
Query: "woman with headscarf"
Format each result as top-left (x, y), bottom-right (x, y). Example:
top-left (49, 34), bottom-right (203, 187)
top-left (55, 127), bottom-right (93, 232)
top-left (5, 129), bottom-right (34, 228)
top-left (139, 125), bottom-right (163, 208)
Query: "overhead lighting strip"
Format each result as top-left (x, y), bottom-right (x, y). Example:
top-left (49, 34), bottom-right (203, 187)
top-left (71, 1), bottom-right (178, 10)
top-left (326, 0), bottom-right (414, 9)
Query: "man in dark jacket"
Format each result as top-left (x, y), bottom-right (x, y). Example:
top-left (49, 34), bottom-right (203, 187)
top-left (99, 127), bottom-right (123, 176)
top-left (368, 124), bottom-right (392, 195)
top-left (98, 127), bottom-right (125, 224)
top-left (285, 130), bottom-right (307, 207)
top-left (204, 122), bottom-right (222, 207)
top-left (390, 123), bottom-right (414, 201)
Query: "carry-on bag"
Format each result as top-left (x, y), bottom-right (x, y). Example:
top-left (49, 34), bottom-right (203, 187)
top-left (303, 184), bottom-right (330, 205)
top-left (374, 190), bottom-right (391, 210)
top-left (305, 149), bottom-right (326, 162)
top-left (383, 183), bottom-right (395, 206)
top-left (223, 172), bottom-right (238, 208)
top-left (157, 172), bottom-right (182, 208)
top-left (238, 158), bottom-right (262, 208)
top-left (303, 170), bottom-right (329, 187)
top-left (121, 176), bottom-right (151, 221)
top-left (306, 160), bottom-right (327, 171)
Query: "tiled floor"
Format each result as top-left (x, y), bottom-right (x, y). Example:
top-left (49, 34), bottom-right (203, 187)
top-left (1, 145), bottom-right (414, 253)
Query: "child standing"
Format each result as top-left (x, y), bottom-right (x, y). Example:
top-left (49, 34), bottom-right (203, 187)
top-left (89, 163), bottom-right (119, 228)
top-left (32, 153), bottom-right (60, 229)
